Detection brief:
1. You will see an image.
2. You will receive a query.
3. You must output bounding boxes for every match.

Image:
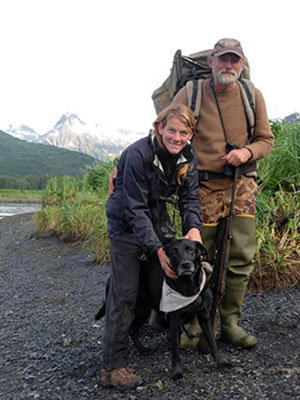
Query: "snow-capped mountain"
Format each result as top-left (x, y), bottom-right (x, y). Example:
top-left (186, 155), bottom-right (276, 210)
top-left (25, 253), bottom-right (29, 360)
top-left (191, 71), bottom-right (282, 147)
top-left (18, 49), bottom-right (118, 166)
top-left (5, 124), bottom-right (39, 142)
top-left (5, 113), bottom-right (145, 161)
top-left (284, 112), bottom-right (300, 125)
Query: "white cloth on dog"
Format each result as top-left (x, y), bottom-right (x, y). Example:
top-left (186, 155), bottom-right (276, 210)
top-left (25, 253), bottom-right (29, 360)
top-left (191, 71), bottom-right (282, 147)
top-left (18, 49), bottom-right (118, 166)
top-left (159, 269), bottom-right (206, 313)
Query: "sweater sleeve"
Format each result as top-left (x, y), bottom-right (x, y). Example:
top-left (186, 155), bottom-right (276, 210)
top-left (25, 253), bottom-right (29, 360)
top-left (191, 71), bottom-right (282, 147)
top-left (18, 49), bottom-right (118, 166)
top-left (244, 88), bottom-right (274, 161)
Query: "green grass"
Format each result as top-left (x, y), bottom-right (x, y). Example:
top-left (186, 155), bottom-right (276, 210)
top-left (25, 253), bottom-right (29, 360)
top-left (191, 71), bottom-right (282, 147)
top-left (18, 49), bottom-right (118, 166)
top-left (251, 187), bottom-right (300, 291)
top-left (34, 122), bottom-right (300, 291)
top-left (0, 189), bottom-right (43, 203)
top-left (247, 120), bottom-right (300, 290)
top-left (257, 121), bottom-right (300, 192)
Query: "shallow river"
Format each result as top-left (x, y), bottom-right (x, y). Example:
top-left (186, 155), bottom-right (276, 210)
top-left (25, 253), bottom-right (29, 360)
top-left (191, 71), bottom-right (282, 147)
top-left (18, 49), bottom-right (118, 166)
top-left (0, 203), bottom-right (41, 219)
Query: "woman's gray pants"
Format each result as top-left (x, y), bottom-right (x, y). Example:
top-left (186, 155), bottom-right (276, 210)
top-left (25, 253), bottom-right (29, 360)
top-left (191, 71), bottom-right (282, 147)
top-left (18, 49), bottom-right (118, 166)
top-left (102, 240), bottom-right (144, 370)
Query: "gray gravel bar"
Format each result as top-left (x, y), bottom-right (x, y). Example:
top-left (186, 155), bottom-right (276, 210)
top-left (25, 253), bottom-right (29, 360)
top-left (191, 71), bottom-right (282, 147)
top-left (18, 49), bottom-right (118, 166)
top-left (0, 213), bottom-right (299, 400)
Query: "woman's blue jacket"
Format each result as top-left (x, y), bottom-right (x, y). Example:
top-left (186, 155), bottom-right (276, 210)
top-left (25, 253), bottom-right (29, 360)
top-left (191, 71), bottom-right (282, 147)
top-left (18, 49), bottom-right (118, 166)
top-left (106, 133), bottom-right (202, 254)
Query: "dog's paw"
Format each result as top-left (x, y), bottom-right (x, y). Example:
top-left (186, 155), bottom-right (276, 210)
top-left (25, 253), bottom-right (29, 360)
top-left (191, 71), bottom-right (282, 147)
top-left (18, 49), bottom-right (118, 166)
top-left (136, 344), bottom-right (153, 355)
top-left (140, 347), bottom-right (154, 355)
top-left (216, 357), bottom-right (232, 369)
top-left (172, 366), bottom-right (183, 381)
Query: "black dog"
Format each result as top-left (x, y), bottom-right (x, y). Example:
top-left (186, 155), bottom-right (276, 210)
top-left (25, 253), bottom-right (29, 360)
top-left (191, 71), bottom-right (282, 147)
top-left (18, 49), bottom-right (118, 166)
top-left (95, 238), bottom-right (230, 380)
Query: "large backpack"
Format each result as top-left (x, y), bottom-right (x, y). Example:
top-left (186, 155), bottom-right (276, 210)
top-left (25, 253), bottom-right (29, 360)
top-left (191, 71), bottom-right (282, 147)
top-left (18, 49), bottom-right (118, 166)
top-left (152, 49), bottom-right (256, 142)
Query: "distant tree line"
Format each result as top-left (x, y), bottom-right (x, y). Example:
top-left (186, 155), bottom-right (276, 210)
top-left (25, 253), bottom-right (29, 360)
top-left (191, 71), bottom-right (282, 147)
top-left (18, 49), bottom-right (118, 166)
top-left (0, 175), bottom-right (50, 190)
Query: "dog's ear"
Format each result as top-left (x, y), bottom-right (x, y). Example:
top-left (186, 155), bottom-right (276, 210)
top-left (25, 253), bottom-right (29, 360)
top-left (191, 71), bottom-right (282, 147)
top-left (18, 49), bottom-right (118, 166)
top-left (196, 241), bottom-right (208, 260)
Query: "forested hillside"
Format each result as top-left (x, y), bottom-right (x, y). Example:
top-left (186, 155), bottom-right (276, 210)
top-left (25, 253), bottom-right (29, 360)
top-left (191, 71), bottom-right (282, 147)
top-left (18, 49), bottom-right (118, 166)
top-left (0, 130), bottom-right (100, 177)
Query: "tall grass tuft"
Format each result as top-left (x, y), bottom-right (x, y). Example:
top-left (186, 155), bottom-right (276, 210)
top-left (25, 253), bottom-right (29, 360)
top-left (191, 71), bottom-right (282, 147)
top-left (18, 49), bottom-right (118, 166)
top-left (251, 187), bottom-right (300, 291)
top-left (35, 161), bottom-right (116, 264)
top-left (249, 120), bottom-right (300, 290)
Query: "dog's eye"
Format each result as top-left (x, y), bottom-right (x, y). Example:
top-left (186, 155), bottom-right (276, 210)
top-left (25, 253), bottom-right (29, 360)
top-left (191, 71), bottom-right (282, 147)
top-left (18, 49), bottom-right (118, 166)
top-left (186, 247), bottom-right (194, 254)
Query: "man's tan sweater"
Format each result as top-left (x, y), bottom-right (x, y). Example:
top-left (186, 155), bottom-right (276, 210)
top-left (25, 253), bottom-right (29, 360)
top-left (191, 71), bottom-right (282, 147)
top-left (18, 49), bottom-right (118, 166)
top-left (172, 79), bottom-right (274, 190)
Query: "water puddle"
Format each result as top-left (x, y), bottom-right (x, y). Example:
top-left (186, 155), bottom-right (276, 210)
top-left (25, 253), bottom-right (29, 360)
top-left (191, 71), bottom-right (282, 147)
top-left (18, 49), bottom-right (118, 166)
top-left (0, 203), bottom-right (41, 219)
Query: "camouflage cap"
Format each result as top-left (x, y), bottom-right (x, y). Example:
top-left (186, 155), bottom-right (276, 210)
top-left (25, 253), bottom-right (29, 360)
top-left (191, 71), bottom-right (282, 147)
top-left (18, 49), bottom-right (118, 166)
top-left (211, 38), bottom-right (244, 58)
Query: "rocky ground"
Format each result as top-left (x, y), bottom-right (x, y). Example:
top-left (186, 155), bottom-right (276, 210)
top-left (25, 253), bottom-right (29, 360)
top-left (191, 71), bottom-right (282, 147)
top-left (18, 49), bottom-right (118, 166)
top-left (0, 213), bottom-right (299, 400)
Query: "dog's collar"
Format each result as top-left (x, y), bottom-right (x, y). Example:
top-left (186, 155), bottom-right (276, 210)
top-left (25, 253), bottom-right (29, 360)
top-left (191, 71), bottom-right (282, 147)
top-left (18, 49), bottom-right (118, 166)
top-left (159, 268), bottom-right (206, 313)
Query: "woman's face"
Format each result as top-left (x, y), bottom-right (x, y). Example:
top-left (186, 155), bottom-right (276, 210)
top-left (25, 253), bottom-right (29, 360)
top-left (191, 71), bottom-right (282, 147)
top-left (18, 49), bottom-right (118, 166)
top-left (158, 117), bottom-right (193, 155)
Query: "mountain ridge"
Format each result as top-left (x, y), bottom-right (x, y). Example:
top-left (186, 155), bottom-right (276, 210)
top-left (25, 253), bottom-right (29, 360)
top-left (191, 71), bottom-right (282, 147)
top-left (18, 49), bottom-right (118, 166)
top-left (5, 112), bottom-right (300, 162)
top-left (5, 112), bottom-right (145, 161)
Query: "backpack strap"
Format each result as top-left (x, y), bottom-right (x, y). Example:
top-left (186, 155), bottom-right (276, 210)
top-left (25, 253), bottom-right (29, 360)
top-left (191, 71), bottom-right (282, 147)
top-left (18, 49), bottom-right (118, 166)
top-left (186, 79), bottom-right (204, 124)
top-left (237, 78), bottom-right (256, 142)
top-left (186, 78), bottom-right (256, 143)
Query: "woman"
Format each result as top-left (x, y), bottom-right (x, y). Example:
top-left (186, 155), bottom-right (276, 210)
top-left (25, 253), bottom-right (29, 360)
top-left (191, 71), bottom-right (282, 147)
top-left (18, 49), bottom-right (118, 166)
top-left (101, 104), bottom-right (202, 390)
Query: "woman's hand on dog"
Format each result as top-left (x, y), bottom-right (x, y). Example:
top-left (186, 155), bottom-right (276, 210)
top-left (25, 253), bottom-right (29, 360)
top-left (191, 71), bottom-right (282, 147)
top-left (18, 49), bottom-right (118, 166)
top-left (157, 247), bottom-right (178, 279)
top-left (184, 228), bottom-right (202, 243)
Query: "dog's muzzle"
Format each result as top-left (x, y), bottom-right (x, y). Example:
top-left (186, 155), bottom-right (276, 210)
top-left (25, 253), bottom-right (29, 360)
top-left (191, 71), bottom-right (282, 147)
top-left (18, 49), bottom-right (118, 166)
top-left (178, 260), bottom-right (195, 276)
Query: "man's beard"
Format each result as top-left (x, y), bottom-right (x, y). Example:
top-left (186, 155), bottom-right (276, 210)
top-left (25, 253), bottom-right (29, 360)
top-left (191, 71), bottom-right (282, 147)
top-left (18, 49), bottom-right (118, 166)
top-left (217, 68), bottom-right (239, 86)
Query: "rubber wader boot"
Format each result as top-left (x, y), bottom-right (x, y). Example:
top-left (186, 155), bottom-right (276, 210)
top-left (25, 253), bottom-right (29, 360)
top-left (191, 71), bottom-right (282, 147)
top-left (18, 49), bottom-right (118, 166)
top-left (219, 216), bottom-right (258, 349)
top-left (180, 224), bottom-right (218, 351)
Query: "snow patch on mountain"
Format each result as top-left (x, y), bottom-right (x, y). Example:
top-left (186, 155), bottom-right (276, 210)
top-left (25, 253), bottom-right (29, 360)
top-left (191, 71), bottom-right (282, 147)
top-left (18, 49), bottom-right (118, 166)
top-left (5, 124), bottom-right (39, 142)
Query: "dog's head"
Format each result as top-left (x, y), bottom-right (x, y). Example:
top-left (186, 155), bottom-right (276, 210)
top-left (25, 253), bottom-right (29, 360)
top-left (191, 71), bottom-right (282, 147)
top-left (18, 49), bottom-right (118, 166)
top-left (165, 238), bottom-right (207, 278)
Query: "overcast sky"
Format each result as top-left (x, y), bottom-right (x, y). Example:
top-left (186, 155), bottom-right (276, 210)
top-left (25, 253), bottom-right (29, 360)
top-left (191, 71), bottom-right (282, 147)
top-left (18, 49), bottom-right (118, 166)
top-left (0, 0), bottom-right (298, 134)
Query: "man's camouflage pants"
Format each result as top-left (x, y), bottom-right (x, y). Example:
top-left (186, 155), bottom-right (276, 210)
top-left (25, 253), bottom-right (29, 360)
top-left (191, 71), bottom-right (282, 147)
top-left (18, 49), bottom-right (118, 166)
top-left (198, 175), bottom-right (258, 272)
top-left (198, 175), bottom-right (258, 225)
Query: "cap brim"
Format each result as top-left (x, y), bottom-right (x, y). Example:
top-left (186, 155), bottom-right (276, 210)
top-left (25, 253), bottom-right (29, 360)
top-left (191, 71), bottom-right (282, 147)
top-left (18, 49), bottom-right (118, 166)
top-left (213, 49), bottom-right (244, 58)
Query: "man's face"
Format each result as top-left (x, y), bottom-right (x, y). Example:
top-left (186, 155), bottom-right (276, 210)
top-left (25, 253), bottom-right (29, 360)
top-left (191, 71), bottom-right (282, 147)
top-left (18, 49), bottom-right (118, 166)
top-left (210, 53), bottom-right (244, 87)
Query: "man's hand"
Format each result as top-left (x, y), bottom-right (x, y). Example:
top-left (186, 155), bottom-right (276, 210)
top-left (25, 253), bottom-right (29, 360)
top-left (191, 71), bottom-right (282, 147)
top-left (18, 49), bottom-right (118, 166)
top-left (109, 168), bottom-right (117, 196)
top-left (157, 247), bottom-right (178, 279)
top-left (221, 148), bottom-right (252, 167)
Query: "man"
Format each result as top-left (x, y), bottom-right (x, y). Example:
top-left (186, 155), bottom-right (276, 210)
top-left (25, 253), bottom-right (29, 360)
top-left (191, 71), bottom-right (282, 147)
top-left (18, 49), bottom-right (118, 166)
top-left (172, 38), bottom-right (274, 349)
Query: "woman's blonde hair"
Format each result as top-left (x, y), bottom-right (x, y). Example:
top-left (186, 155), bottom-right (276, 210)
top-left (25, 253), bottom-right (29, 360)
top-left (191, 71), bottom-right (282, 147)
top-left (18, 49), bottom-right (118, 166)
top-left (152, 103), bottom-right (196, 147)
